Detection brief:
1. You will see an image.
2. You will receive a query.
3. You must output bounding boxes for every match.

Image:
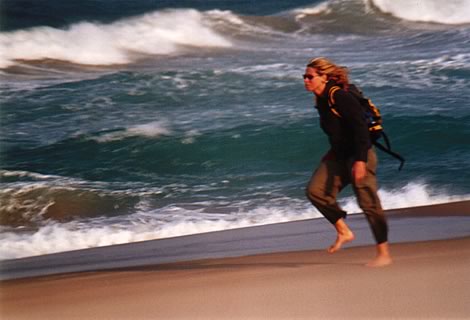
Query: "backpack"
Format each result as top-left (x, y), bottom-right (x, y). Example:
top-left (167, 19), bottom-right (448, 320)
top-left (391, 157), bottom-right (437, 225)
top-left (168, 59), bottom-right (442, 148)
top-left (328, 84), bottom-right (405, 171)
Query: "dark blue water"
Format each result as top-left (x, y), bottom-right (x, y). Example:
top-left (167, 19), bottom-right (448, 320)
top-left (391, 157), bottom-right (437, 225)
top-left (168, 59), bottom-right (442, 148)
top-left (1, 0), bottom-right (470, 259)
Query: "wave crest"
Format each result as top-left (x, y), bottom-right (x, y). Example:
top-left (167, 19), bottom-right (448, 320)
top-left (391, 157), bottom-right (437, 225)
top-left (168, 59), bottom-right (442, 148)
top-left (290, 0), bottom-right (470, 29)
top-left (1, 181), bottom-right (469, 259)
top-left (0, 9), bottom-right (233, 68)
top-left (0, 182), bottom-right (139, 227)
top-left (371, 0), bottom-right (470, 25)
top-left (92, 121), bottom-right (172, 143)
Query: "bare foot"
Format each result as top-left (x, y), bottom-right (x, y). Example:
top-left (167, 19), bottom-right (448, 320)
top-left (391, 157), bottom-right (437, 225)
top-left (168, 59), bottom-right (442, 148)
top-left (366, 242), bottom-right (392, 267)
top-left (366, 255), bottom-right (392, 267)
top-left (327, 231), bottom-right (355, 253)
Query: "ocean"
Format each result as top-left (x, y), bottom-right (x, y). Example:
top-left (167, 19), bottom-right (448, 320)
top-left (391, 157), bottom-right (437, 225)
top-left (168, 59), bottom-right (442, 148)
top-left (1, 0), bottom-right (470, 260)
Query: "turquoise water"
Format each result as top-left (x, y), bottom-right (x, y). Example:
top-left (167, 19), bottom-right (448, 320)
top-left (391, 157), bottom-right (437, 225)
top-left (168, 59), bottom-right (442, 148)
top-left (1, 0), bottom-right (470, 259)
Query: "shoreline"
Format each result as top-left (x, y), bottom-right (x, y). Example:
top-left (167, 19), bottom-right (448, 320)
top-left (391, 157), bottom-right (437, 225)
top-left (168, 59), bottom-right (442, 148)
top-left (1, 200), bottom-right (470, 281)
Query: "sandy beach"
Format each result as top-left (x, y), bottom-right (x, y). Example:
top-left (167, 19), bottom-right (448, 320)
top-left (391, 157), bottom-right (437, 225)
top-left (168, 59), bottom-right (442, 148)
top-left (1, 201), bottom-right (470, 319)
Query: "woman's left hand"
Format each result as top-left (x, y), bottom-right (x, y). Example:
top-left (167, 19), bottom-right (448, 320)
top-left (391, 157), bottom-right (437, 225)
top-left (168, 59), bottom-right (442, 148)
top-left (352, 161), bottom-right (367, 185)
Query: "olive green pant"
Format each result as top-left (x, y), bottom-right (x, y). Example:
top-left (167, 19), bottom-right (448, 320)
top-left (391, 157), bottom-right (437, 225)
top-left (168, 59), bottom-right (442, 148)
top-left (306, 148), bottom-right (388, 244)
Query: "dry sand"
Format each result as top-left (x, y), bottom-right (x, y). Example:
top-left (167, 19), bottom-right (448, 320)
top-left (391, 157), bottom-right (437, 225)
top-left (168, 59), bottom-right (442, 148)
top-left (2, 236), bottom-right (470, 320)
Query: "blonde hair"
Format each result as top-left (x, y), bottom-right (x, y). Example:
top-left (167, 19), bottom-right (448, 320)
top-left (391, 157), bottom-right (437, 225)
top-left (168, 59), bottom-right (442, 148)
top-left (307, 57), bottom-right (349, 88)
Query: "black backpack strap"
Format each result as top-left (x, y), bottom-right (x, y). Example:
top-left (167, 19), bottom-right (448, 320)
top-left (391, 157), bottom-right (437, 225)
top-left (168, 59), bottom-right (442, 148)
top-left (373, 133), bottom-right (405, 171)
top-left (380, 130), bottom-right (392, 150)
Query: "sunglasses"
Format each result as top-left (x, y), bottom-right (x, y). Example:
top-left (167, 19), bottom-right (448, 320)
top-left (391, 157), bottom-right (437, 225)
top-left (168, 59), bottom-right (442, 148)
top-left (303, 74), bottom-right (315, 80)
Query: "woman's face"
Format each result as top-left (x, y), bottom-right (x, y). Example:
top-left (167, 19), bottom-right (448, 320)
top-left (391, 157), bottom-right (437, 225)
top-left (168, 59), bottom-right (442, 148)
top-left (303, 67), bottom-right (327, 96)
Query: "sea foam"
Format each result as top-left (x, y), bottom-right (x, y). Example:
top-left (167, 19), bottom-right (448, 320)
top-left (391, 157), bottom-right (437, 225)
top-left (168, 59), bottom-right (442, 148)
top-left (292, 0), bottom-right (470, 25)
top-left (292, 2), bottom-right (332, 20)
top-left (0, 9), bottom-right (232, 68)
top-left (371, 0), bottom-right (470, 25)
top-left (93, 121), bottom-right (172, 142)
top-left (1, 182), bottom-right (468, 260)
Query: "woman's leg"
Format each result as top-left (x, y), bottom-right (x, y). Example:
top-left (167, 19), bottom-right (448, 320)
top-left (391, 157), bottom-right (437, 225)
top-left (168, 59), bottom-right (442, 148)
top-left (306, 157), bottom-right (354, 252)
top-left (351, 149), bottom-right (392, 266)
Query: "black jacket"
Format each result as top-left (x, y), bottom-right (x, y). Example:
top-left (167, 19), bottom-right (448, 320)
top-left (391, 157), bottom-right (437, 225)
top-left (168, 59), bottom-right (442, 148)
top-left (315, 80), bottom-right (371, 162)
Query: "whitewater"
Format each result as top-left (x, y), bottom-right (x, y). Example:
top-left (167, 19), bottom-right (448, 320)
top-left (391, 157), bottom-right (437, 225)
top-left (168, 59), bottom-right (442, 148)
top-left (1, 177), bottom-right (468, 260)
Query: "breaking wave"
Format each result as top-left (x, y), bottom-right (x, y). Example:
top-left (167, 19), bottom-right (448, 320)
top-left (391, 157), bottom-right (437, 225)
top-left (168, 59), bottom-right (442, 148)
top-left (91, 121), bottom-right (172, 143)
top-left (0, 9), bottom-right (233, 68)
top-left (370, 0), bottom-right (470, 25)
top-left (1, 178), bottom-right (468, 260)
top-left (293, 0), bottom-right (470, 25)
